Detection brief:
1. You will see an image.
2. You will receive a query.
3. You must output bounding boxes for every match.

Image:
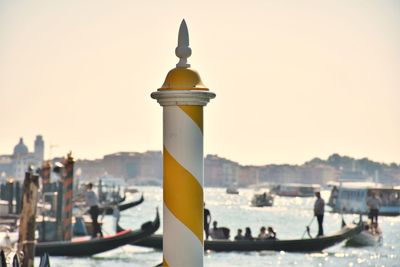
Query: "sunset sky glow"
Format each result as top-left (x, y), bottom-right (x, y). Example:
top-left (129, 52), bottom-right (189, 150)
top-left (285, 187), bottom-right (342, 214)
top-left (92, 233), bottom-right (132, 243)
top-left (0, 0), bottom-right (399, 165)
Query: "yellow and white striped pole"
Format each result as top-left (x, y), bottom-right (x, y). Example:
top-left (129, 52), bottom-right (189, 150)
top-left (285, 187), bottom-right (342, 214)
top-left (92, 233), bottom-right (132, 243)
top-left (151, 20), bottom-right (215, 267)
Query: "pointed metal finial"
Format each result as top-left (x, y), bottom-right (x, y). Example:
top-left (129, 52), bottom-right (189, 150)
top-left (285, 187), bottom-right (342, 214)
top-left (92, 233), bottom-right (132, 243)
top-left (175, 19), bottom-right (192, 68)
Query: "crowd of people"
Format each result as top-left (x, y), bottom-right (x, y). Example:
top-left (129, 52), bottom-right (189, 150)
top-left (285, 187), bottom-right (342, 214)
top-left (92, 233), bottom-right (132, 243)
top-left (204, 191), bottom-right (327, 241)
top-left (204, 204), bottom-right (277, 241)
top-left (85, 188), bottom-right (385, 242)
top-left (84, 185), bottom-right (385, 242)
top-left (233, 226), bottom-right (276, 241)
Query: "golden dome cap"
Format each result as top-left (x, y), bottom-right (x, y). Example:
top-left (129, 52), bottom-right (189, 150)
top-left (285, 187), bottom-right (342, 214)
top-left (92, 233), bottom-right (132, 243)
top-left (159, 68), bottom-right (208, 91)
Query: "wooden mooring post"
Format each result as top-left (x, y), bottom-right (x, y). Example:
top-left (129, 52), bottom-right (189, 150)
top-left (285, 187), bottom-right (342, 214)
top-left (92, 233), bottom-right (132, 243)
top-left (55, 181), bottom-right (64, 241)
top-left (6, 180), bottom-right (14, 214)
top-left (40, 162), bottom-right (51, 195)
top-left (15, 181), bottom-right (21, 214)
top-left (17, 168), bottom-right (39, 267)
top-left (62, 153), bottom-right (74, 241)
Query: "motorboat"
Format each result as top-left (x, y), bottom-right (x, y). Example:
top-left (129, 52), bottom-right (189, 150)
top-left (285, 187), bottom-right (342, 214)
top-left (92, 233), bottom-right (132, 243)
top-left (271, 183), bottom-right (320, 197)
top-left (125, 186), bottom-right (139, 194)
top-left (251, 192), bottom-right (274, 207)
top-left (328, 182), bottom-right (400, 216)
top-left (345, 221), bottom-right (382, 247)
top-left (226, 186), bottom-right (239, 195)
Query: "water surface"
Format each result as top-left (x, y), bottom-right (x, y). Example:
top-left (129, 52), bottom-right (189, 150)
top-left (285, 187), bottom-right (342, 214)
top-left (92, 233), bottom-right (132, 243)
top-left (44, 187), bottom-right (400, 267)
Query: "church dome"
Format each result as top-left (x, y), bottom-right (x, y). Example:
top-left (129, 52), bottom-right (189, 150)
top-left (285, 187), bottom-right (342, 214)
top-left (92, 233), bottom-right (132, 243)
top-left (13, 138), bottom-right (29, 156)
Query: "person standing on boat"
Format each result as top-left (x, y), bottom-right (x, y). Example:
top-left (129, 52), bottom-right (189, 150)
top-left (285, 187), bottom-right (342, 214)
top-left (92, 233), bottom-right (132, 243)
top-left (314, 191), bottom-right (325, 237)
top-left (204, 203), bottom-right (212, 240)
top-left (85, 182), bottom-right (103, 238)
top-left (113, 204), bottom-right (120, 232)
top-left (367, 191), bottom-right (382, 224)
top-left (329, 186), bottom-right (339, 206)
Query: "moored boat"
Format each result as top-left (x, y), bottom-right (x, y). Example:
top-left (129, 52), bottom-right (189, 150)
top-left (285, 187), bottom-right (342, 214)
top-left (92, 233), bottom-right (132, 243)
top-left (36, 209), bottom-right (159, 257)
top-left (127, 223), bottom-right (362, 252)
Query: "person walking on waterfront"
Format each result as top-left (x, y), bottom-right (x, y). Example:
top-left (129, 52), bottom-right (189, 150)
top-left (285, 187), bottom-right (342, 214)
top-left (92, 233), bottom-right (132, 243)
top-left (85, 182), bottom-right (103, 238)
top-left (367, 191), bottom-right (382, 224)
top-left (204, 203), bottom-right (211, 240)
top-left (314, 191), bottom-right (325, 237)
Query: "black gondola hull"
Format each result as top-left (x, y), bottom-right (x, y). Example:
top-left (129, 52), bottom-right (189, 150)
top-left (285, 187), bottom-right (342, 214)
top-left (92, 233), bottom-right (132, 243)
top-left (99, 194), bottom-right (144, 215)
top-left (36, 209), bottom-right (159, 257)
top-left (132, 223), bottom-right (362, 253)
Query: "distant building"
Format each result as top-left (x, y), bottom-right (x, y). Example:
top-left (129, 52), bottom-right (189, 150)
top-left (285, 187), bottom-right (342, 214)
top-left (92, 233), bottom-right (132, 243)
top-left (49, 149), bottom-right (399, 187)
top-left (238, 165), bottom-right (259, 187)
top-left (205, 155), bottom-right (240, 187)
top-left (76, 151), bottom-right (162, 183)
top-left (0, 135), bottom-right (45, 180)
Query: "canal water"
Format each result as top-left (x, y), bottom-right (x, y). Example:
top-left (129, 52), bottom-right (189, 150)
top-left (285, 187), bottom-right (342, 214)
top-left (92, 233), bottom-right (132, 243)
top-left (44, 187), bottom-right (400, 267)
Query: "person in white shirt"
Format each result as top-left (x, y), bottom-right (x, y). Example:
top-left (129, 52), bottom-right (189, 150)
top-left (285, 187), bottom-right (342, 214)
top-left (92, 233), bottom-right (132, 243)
top-left (85, 183), bottom-right (103, 238)
top-left (366, 192), bottom-right (382, 224)
top-left (257, 226), bottom-right (268, 240)
top-left (314, 191), bottom-right (325, 237)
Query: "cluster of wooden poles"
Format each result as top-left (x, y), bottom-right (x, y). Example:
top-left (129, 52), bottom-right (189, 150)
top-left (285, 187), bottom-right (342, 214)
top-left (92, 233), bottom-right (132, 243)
top-left (1, 152), bottom-right (75, 267)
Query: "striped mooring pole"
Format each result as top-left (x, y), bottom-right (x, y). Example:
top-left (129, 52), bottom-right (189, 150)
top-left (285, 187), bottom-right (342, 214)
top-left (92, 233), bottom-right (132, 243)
top-left (41, 161), bottom-right (51, 194)
top-left (63, 152), bottom-right (74, 241)
top-left (151, 20), bottom-right (215, 267)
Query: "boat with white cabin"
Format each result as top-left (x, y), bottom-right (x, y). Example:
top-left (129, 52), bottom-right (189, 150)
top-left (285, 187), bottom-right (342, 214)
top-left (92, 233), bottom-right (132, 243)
top-left (328, 182), bottom-right (400, 216)
top-left (271, 183), bottom-right (321, 197)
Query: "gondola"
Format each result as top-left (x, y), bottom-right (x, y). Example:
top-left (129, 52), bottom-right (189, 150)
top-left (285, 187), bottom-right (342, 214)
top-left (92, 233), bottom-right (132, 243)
top-left (98, 193), bottom-right (144, 215)
top-left (36, 209), bottom-right (159, 257)
top-left (125, 222), bottom-right (362, 253)
top-left (113, 194), bottom-right (126, 204)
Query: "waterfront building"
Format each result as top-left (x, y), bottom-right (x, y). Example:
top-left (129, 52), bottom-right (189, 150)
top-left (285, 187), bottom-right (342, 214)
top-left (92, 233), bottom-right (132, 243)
top-left (76, 150), bottom-right (162, 183)
top-left (205, 155), bottom-right (240, 187)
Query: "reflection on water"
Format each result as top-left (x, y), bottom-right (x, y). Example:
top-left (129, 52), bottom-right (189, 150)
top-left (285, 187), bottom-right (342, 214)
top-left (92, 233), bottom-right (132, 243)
top-left (45, 187), bottom-right (400, 267)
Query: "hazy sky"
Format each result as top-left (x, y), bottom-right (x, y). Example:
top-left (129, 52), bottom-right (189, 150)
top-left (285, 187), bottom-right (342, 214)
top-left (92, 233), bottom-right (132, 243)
top-left (0, 0), bottom-right (399, 165)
